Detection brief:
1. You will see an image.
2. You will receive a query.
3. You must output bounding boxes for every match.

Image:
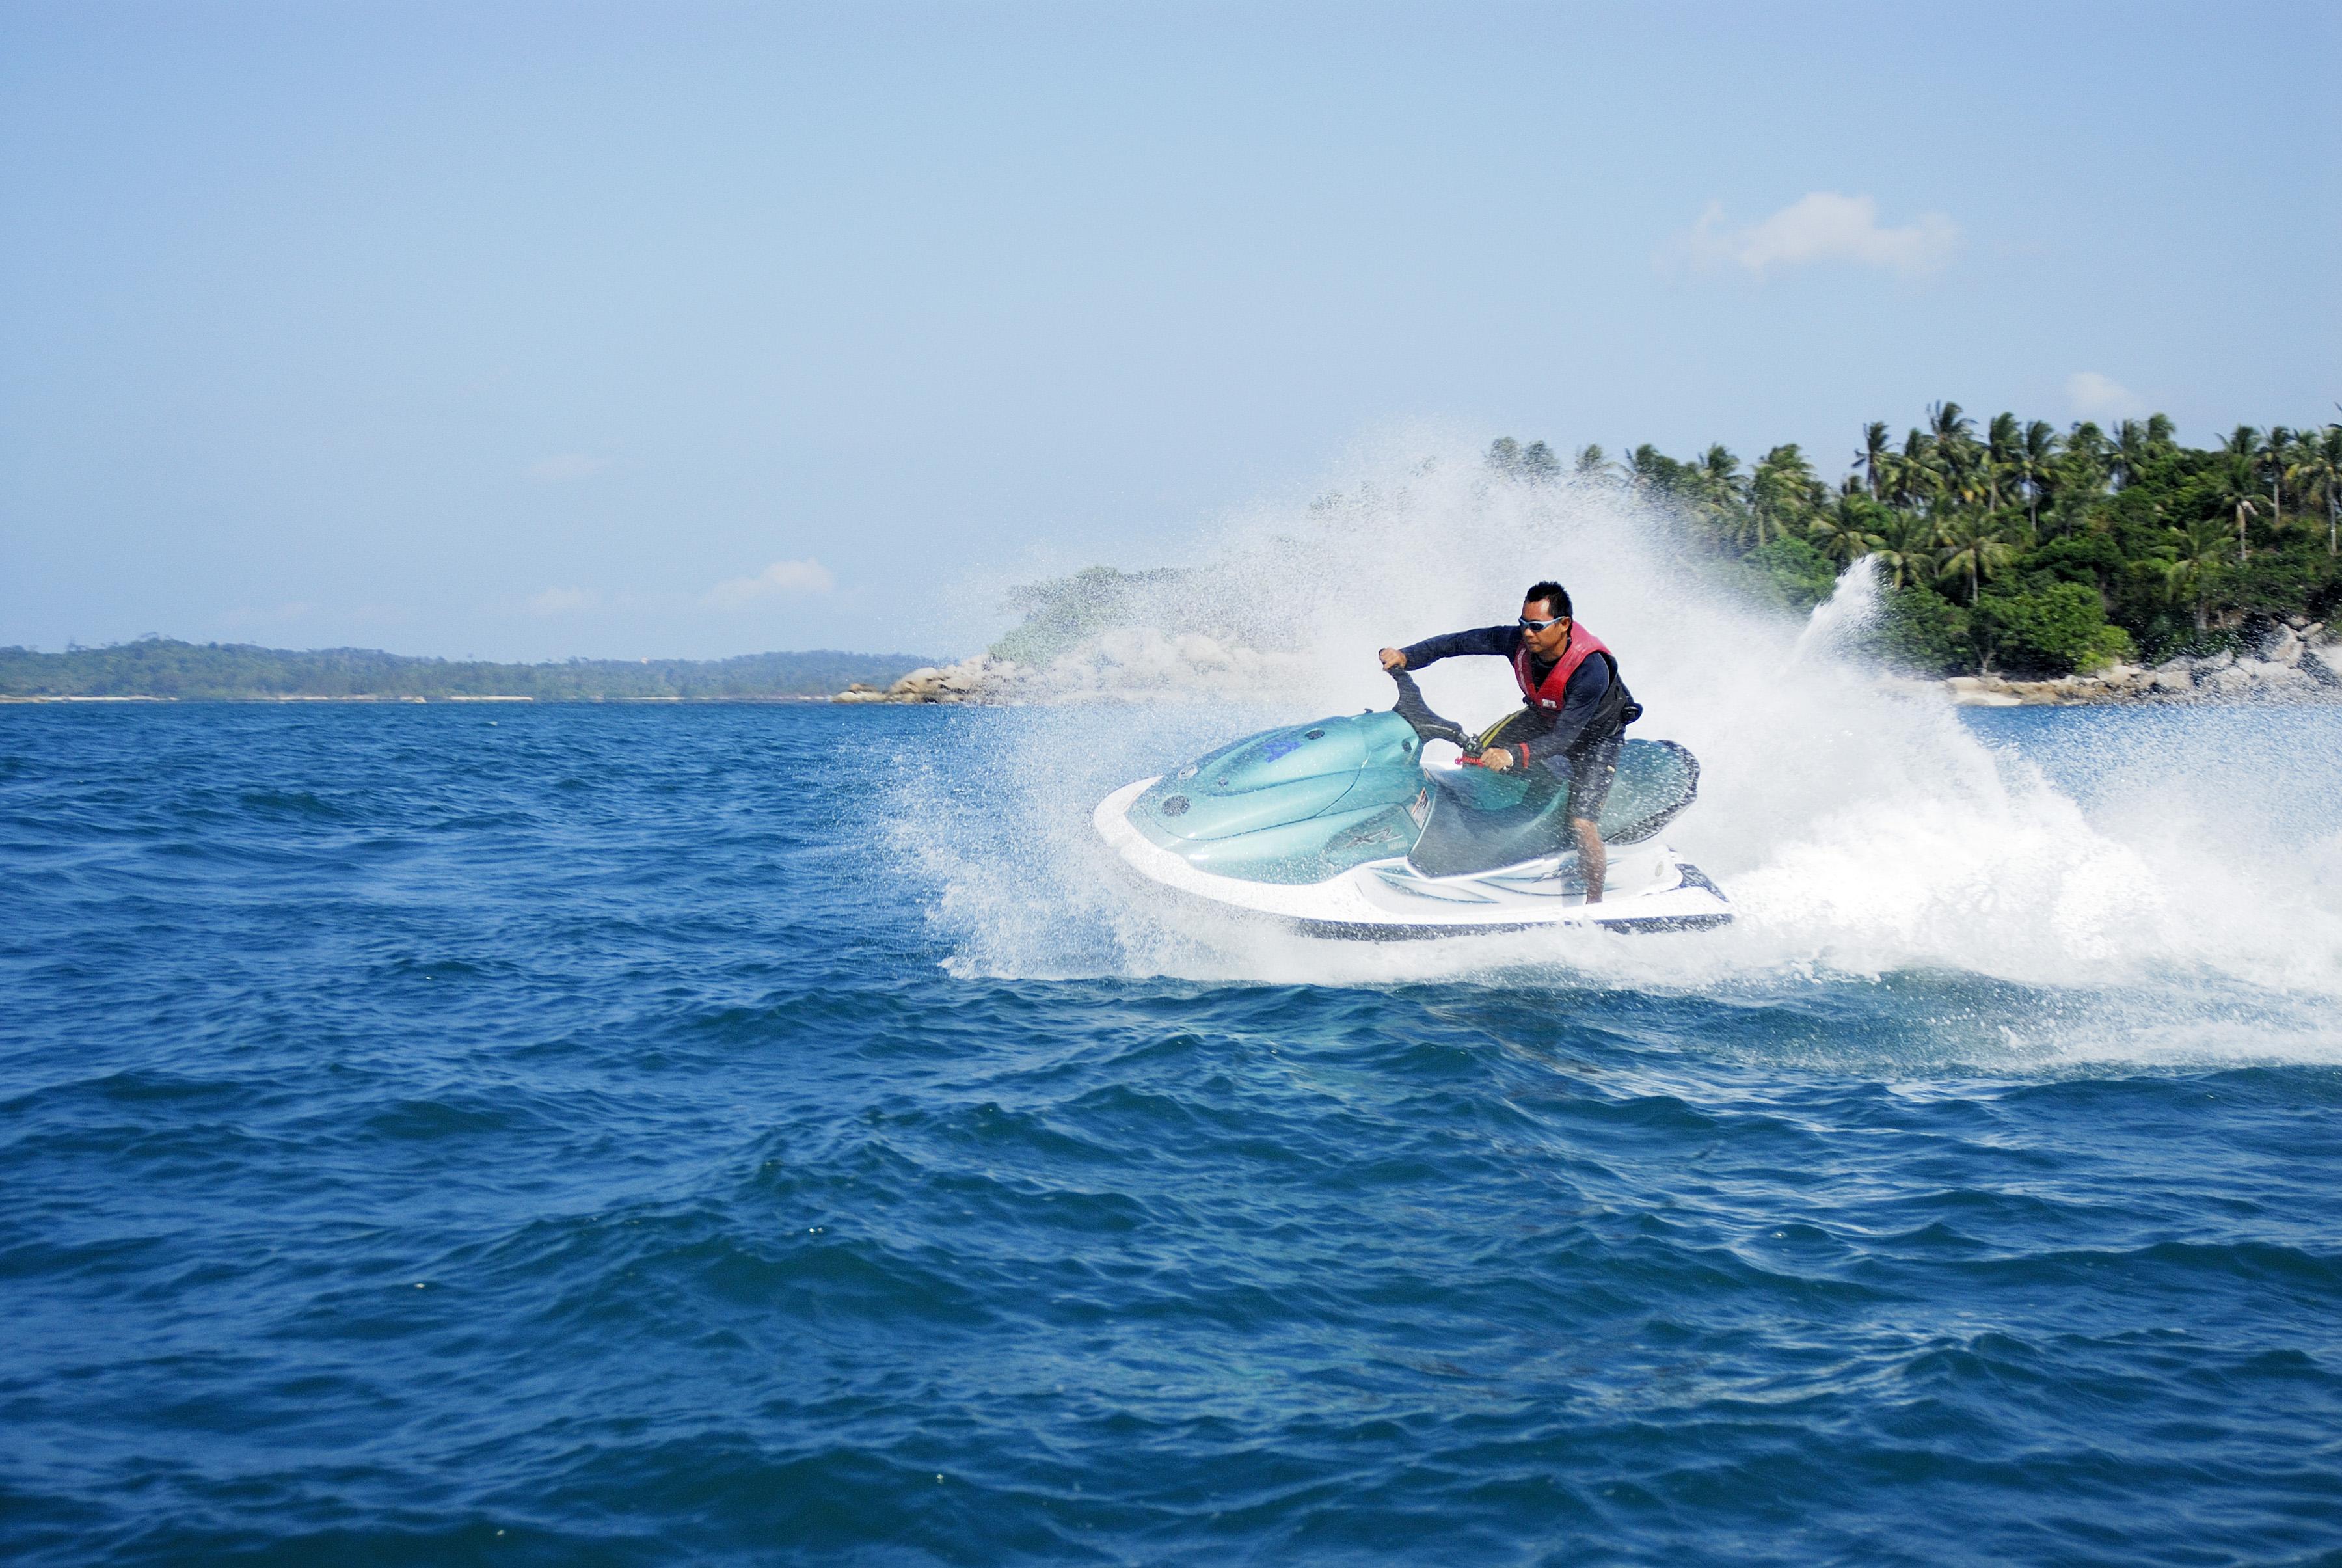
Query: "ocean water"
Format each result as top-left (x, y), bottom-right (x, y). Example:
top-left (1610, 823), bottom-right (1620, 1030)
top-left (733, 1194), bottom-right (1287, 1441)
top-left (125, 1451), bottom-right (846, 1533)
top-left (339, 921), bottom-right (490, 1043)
top-left (3, 699), bottom-right (2339, 1567)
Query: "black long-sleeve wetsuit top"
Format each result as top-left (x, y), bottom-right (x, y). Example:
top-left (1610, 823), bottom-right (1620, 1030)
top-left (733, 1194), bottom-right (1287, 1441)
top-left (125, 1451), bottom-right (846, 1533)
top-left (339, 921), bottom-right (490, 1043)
top-left (1398, 625), bottom-right (1614, 764)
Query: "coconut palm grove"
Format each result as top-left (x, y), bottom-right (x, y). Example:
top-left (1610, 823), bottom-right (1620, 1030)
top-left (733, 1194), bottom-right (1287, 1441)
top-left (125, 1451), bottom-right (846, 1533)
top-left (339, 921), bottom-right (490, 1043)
top-left (1491, 408), bottom-right (2342, 676)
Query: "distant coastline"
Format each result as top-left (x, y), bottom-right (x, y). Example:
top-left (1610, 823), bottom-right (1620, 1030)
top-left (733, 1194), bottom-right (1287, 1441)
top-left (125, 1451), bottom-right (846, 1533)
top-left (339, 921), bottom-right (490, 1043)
top-left (0, 640), bottom-right (934, 703)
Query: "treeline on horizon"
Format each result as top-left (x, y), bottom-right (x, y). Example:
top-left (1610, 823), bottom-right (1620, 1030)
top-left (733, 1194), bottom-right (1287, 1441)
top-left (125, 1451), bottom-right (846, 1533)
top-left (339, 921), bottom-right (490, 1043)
top-left (0, 641), bottom-right (934, 701)
top-left (1489, 406), bottom-right (2342, 675)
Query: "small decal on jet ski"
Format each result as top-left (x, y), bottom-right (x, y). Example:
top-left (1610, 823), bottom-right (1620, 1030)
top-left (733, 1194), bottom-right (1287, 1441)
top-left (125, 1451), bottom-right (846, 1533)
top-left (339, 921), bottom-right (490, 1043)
top-left (1406, 787), bottom-right (1431, 828)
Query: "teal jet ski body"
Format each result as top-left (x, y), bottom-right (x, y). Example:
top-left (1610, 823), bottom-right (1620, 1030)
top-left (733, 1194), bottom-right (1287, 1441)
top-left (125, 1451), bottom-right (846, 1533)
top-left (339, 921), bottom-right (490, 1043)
top-left (1093, 673), bottom-right (1730, 936)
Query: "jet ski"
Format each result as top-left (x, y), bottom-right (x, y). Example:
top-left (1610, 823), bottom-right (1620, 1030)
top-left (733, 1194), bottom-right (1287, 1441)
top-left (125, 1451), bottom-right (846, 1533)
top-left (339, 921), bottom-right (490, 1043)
top-left (1092, 670), bottom-right (1730, 936)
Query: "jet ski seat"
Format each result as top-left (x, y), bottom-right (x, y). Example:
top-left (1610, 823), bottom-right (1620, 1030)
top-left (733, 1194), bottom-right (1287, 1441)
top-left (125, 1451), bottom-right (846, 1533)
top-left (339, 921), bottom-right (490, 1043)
top-left (1408, 739), bottom-right (1703, 879)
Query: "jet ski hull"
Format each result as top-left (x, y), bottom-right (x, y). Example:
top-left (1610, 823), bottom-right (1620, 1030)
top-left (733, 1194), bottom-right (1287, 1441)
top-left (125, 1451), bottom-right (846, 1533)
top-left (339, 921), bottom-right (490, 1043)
top-left (1094, 776), bottom-right (1732, 937)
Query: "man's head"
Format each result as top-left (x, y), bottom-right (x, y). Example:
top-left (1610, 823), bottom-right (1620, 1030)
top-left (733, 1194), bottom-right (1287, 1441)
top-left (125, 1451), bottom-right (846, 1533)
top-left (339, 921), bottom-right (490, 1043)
top-left (1520, 580), bottom-right (1574, 657)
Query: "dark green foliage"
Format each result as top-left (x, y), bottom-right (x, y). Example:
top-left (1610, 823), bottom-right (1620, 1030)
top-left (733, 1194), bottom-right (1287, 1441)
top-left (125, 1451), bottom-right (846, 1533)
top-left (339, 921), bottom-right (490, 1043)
top-left (1739, 536), bottom-right (1839, 614)
top-left (1494, 407), bottom-right (2342, 676)
top-left (1971, 583), bottom-right (2134, 675)
top-left (1872, 586), bottom-right (1971, 675)
top-left (0, 641), bottom-right (934, 701)
top-left (2028, 532), bottom-right (2127, 599)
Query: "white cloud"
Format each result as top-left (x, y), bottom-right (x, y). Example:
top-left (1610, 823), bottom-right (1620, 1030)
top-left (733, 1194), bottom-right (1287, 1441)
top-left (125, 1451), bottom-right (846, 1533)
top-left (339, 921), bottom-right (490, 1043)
top-left (528, 586), bottom-right (600, 614)
top-left (706, 558), bottom-right (837, 607)
top-left (527, 453), bottom-right (608, 483)
top-left (2065, 371), bottom-right (2147, 422)
top-left (1672, 192), bottom-right (1959, 277)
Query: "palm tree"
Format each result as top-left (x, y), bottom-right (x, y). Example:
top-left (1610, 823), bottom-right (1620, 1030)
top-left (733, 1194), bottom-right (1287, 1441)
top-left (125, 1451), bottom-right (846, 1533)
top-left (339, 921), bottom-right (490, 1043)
top-left (1686, 444), bottom-right (1745, 523)
top-left (2160, 516), bottom-right (2229, 631)
top-left (1853, 421), bottom-right (1891, 499)
top-left (2254, 426), bottom-right (2292, 529)
top-left (2054, 422), bottom-right (2110, 515)
top-left (1888, 429), bottom-right (1938, 511)
top-left (2211, 454), bottom-right (2267, 563)
top-left (1869, 509), bottom-right (1935, 588)
top-left (1928, 400), bottom-right (1975, 450)
top-left (1518, 441), bottom-right (1561, 481)
top-left (1626, 443), bottom-right (1672, 493)
top-left (1984, 412), bottom-right (2021, 509)
top-left (1749, 444), bottom-right (1824, 547)
top-left (2016, 420), bottom-right (2060, 535)
top-left (2285, 424), bottom-right (2342, 557)
top-left (2112, 419), bottom-right (2159, 489)
top-left (1573, 443), bottom-right (1617, 481)
top-left (1934, 511), bottom-right (2013, 603)
top-left (1809, 494), bottom-right (1885, 564)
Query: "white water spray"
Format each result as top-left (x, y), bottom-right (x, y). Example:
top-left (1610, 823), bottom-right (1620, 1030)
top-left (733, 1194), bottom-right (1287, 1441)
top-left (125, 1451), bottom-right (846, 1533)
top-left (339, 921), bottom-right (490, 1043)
top-left (901, 429), bottom-right (2342, 1063)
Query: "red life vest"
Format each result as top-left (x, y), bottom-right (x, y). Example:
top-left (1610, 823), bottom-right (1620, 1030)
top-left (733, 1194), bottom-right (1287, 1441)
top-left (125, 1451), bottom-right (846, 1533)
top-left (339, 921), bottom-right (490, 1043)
top-left (1513, 623), bottom-right (1614, 712)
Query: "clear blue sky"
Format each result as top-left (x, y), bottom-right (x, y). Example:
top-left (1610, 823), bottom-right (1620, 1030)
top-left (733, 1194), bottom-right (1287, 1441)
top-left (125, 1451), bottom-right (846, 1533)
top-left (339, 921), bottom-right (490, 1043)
top-left (4, 0), bottom-right (2335, 660)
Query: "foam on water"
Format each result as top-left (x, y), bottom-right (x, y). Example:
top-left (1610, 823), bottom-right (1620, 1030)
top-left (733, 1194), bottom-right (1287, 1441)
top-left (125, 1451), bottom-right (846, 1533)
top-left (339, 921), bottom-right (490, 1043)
top-left (912, 430), bottom-right (2342, 1061)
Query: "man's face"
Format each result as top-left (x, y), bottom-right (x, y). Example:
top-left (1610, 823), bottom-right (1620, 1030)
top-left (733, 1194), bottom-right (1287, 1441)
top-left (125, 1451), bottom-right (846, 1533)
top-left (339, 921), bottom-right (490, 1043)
top-left (1521, 600), bottom-right (1572, 658)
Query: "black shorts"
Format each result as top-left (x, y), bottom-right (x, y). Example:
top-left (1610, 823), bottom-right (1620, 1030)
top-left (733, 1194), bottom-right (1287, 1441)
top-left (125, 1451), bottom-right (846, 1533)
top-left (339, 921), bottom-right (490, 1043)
top-left (1483, 712), bottom-right (1622, 823)
top-left (1558, 731), bottom-right (1622, 823)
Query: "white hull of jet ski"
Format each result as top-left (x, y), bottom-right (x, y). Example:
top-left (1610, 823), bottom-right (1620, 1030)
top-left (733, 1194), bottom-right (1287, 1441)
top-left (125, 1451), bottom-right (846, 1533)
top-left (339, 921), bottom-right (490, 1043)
top-left (1093, 777), bottom-right (1732, 938)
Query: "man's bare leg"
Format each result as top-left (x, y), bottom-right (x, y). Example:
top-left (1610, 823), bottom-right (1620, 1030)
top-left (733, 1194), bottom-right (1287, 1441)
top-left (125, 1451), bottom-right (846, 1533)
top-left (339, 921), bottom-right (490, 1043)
top-left (1572, 816), bottom-right (1605, 904)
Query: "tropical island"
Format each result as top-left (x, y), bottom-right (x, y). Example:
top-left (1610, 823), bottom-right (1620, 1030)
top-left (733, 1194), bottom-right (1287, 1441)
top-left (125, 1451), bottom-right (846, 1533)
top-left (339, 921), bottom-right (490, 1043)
top-left (1520, 405), bottom-right (2339, 679)
top-left (15, 407), bottom-right (2337, 708)
top-left (0, 642), bottom-right (933, 703)
top-left (855, 407), bottom-right (2342, 707)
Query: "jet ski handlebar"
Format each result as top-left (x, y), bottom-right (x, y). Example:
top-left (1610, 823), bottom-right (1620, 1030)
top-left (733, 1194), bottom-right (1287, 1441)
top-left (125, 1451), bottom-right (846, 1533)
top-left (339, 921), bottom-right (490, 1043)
top-left (1386, 669), bottom-right (1481, 757)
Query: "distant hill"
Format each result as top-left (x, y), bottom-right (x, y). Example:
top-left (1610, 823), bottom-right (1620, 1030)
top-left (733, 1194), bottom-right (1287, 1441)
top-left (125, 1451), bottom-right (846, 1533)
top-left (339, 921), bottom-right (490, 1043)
top-left (0, 639), bottom-right (938, 701)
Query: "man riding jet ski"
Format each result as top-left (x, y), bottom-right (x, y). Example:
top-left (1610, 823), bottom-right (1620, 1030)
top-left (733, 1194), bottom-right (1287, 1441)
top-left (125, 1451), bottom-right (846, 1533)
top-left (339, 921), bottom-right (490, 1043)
top-left (1379, 579), bottom-right (1632, 903)
top-left (1092, 582), bottom-right (1731, 937)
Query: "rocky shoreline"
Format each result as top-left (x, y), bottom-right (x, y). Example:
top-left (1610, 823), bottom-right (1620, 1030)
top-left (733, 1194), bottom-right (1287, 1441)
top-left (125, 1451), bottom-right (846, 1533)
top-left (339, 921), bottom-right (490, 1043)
top-left (838, 618), bottom-right (2342, 709)
top-left (1943, 617), bottom-right (2337, 706)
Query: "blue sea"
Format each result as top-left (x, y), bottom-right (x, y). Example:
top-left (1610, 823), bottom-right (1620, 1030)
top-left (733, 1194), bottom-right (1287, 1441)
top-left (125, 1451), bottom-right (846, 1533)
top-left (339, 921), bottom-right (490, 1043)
top-left (5, 701), bottom-right (2339, 1566)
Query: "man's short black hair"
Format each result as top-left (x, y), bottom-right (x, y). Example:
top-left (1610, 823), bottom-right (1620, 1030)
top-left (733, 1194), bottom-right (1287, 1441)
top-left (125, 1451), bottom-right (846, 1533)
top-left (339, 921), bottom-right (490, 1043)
top-left (1523, 580), bottom-right (1572, 619)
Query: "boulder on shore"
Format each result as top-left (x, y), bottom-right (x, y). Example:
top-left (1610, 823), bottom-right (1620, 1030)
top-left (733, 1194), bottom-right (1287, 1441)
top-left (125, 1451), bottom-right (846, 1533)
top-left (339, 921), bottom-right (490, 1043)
top-left (836, 655), bottom-right (1018, 704)
top-left (1936, 640), bottom-right (2342, 706)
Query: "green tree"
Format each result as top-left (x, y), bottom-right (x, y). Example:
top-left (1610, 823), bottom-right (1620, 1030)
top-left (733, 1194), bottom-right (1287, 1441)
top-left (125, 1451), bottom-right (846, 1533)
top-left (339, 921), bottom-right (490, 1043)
top-left (2209, 454), bottom-right (2268, 562)
top-left (1984, 411), bottom-right (2022, 510)
top-left (2113, 418), bottom-right (2166, 489)
top-left (1885, 428), bottom-right (1941, 511)
top-left (1928, 400), bottom-right (1975, 452)
top-left (1740, 535), bottom-right (1840, 612)
top-left (1870, 585), bottom-right (1971, 673)
top-left (2157, 515), bottom-right (2230, 631)
top-left (1934, 511), bottom-right (2014, 602)
top-left (1572, 443), bottom-right (1616, 480)
top-left (2285, 424), bottom-right (2342, 557)
top-left (1627, 443), bottom-right (1680, 494)
top-left (1868, 509), bottom-right (1937, 588)
top-left (2016, 419), bottom-right (2061, 535)
top-left (2254, 424), bottom-right (2292, 531)
top-left (1972, 582), bottom-right (2134, 675)
top-left (1808, 494), bottom-right (1887, 564)
top-left (1674, 444), bottom-right (1745, 542)
top-left (1747, 444), bottom-right (1825, 547)
top-left (1853, 420), bottom-right (1891, 499)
